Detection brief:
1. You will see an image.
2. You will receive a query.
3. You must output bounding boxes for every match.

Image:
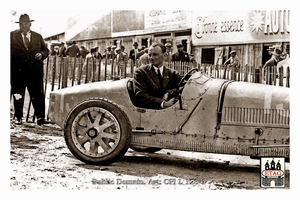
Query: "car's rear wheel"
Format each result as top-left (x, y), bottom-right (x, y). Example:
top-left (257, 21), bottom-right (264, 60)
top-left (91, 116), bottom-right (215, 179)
top-left (64, 98), bottom-right (131, 165)
top-left (129, 145), bottom-right (162, 153)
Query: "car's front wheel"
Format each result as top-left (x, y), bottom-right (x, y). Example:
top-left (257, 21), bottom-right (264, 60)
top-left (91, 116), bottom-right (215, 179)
top-left (64, 98), bottom-right (131, 165)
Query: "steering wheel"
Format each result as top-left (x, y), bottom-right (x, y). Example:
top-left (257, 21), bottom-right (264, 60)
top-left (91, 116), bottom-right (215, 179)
top-left (175, 68), bottom-right (199, 97)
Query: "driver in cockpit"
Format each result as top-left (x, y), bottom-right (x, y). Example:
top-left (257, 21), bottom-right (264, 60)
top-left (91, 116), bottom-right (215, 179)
top-left (133, 42), bottom-right (182, 109)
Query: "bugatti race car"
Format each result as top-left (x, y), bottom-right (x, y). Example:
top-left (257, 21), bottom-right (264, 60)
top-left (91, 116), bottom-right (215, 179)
top-left (47, 69), bottom-right (290, 165)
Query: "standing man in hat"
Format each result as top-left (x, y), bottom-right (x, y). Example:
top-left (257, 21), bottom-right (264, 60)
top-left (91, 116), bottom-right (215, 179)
top-left (224, 50), bottom-right (240, 80)
top-left (224, 50), bottom-right (240, 68)
top-left (58, 42), bottom-right (66, 58)
top-left (66, 41), bottom-right (80, 57)
top-left (115, 46), bottom-right (128, 78)
top-left (79, 45), bottom-right (89, 59)
top-left (11, 14), bottom-right (50, 125)
top-left (172, 43), bottom-right (190, 63)
top-left (263, 48), bottom-right (283, 85)
top-left (163, 43), bottom-right (172, 64)
top-left (277, 45), bottom-right (290, 83)
top-left (129, 42), bottom-right (141, 67)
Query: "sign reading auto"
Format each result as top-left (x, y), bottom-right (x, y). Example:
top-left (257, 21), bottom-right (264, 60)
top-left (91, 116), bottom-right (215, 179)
top-left (192, 10), bottom-right (290, 45)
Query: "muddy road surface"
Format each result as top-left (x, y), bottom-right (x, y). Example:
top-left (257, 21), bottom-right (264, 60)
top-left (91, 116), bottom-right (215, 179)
top-left (10, 119), bottom-right (290, 190)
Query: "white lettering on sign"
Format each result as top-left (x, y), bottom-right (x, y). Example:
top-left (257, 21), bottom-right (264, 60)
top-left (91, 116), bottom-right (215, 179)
top-left (194, 16), bottom-right (244, 39)
top-left (220, 20), bottom-right (244, 32)
top-left (263, 10), bottom-right (290, 34)
top-left (194, 10), bottom-right (290, 39)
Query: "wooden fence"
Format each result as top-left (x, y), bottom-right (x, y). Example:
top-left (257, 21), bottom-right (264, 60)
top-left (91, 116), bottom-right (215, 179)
top-left (43, 55), bottom-right (290, 94)
top-left (200, 63), bottom-right (290, 87)
top-left (22, 55), bottom-right (289, 122)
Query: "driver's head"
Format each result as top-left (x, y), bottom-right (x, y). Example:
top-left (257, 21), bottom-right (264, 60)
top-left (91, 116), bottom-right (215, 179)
top-left (148, 42), bottom-right (166, 68)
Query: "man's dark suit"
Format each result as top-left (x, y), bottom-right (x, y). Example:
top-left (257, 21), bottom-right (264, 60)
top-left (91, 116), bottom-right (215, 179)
top-left (172, 51), bottom-right (190, 62)
top-left (129, 48), bottom-right (141, 60)
top-left (133, 64), bottom-right (181, 109)
top-left (66, 44), bottom-right (80, 57)
top-left (11, 29), bottom-right (49, 120)
top-left (263, 56), bottom-right (282, 84)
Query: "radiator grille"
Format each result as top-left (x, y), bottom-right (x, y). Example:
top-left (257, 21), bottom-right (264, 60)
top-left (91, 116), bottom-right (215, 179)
top-left (223, 107), bottom-right (290, 126)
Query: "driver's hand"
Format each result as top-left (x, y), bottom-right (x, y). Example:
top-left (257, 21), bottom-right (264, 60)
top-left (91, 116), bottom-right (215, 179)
top-left (162, 92), bottom-right (169, 101)
top-left (163, 98), bottom-right (178, 108)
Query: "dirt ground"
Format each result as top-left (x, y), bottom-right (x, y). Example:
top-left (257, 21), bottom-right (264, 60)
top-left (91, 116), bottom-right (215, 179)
top-left (8, 87), bottom-right (291, 192)
top-left (9, 118), bottom-right (290, 190)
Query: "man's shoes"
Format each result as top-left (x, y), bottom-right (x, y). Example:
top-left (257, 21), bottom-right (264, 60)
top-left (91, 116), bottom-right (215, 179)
top-left (15, 118), bottom-right (22, 125)
top-left (37, 118), bottom-right (51, 126)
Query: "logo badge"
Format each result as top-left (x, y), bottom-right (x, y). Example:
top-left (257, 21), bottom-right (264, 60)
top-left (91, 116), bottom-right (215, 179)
top-left (261, 157), bottom-right (285, 188)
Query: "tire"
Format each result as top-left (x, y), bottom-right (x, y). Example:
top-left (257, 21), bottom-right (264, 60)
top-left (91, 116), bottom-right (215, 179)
top-left (129, 145), bottom-right (162, 153)
top-left (64, 98), bottom-right (132, 165)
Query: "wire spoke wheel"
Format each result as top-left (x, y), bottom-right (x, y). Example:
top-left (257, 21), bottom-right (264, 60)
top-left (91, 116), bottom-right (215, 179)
top-left (72, 107), bottom-right (120, 157)
top-left (64, 98), bottom-right (131, 165)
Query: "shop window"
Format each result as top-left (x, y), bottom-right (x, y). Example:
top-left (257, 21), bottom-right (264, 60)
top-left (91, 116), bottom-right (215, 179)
top-left (202, 48), bottom-right (215, 64)
top-left (141, 38), bottom-right (148, 47)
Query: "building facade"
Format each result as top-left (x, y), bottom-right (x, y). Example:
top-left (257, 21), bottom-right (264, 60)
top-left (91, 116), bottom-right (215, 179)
top-left (45, 10), bottom-right (290, 68)
top-left (192, 10), bottom-right (290, 67)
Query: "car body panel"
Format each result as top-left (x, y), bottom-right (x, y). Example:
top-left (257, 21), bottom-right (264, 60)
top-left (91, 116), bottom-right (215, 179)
top-left (48, 79), bottom-right (140, 128)
top-left (48, 71), bottom-right (290, 159)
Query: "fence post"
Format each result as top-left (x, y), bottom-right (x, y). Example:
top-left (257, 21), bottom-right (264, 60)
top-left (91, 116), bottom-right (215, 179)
top-left (91, 57), bottom-right (95, 82)
top-left (223, 64), bottom-right (227, 79)
top-left (71, 57), bottom-right (76, 86)
top-left (286, 66), bottom-right (290, 88)
top-left (237, 65), bottom-right (241, 81)
top-left (44, 56), bottom-right (50, 93)
top-left (62, 57), bottom-right (68, 88)
top-left (51, 55), bottom-right (56, 91)
top-left (98, 58), bottom-right (102, 81)
top-left (58, 57), bottom-right (63, 89)
top-left (77, 58), bottom-right (83, 85)
top-left (111, 55), bottom-right (115, 79)
top-left (278, 66), bottom-right (283, 86)
top-left (104, 56), bottom-right (108, 80)
top-left (85, 58), bottom-right (89, 84)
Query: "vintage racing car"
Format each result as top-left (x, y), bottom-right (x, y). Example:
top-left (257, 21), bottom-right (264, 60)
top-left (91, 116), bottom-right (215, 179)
top-left (47, 69), bottom-right (290, 165)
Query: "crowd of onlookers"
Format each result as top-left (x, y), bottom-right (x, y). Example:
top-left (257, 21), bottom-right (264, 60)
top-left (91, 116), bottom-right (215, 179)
top-left (49, 41), bottom-right (198, 79)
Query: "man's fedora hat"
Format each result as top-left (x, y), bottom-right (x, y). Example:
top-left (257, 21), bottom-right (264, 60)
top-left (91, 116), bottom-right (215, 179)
top-left (286, 44), bottom-right (290, 50)
top-left (272, 48), bottom-right (282, 56)
top-left (133, 42), bottom-right (138, 46)
top-left (165, 43), bottom-right (172, 47)
top-left (16, 14), bottom-right (34, 23)
top-left (91, 47), bottom-right (97, 53)
top-left (230, 50), bottom-right (237, 54)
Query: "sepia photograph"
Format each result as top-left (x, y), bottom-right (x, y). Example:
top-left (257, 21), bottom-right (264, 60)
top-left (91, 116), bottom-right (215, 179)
top-left (5, 0), bottom-right (298, 197)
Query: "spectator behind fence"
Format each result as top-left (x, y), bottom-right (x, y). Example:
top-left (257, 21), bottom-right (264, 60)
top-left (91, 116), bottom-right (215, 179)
top-left (267, 46), bottom-right (275, 56)
top-left (50, 45), bottom-right (57, 56)
top-left (58, 42), bottom-right (66, 57)
top-left (263, 48), bottom-right (283, 83)
top-left (116, 46), bottom-right (128, 78)
top-left (189, 53), bottom-right (198, 68)
top-left (81, 47), bottom-right (99, 82)
top-left (66, 41), bottom-right (80, 57)
top-left (133, 42), bottom-right (182, 110)
top-left (172, 43), bottom-right (190, 63)
top-left (129, 42), bottom-right (141, 67)
top-left (164, 43), bottom-right (172, 64)
top-left (10, 13), bottom-right (50, 125)
top-left (79, 45), bottom-right (89, 59)
top-left (277, 44), bottom-right (290, 78)
top-left (138, 48), bottom-right (149, 66)
top-left (224, 50), bottom-right (240, 68)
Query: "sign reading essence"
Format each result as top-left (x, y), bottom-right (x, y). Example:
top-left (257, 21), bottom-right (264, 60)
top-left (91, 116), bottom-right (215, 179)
top-left (192, 10), bottom-right (290, 46)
